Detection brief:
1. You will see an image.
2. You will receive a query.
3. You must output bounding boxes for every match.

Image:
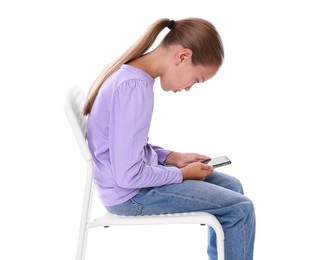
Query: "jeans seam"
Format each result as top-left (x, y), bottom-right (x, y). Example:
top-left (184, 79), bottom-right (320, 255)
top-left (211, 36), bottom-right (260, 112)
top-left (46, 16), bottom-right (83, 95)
top-left (130, 198), bottom-right (143, 215)
top-left (149, 188), bottom-right (219, 209)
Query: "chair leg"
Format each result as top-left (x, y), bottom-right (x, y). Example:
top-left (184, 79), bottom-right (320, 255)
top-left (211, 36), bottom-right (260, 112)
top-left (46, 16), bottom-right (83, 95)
top-left (76, 225), bottom-right (89, 260)
top-left (216, 236), bottom-right (225, 260)
top-left (76, 163), bottom-right (94, 260)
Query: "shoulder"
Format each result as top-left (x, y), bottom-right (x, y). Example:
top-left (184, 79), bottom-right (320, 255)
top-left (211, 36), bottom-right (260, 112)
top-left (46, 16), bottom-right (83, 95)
top-left (104, 64), bottom-right (155, 93)
top-left (95, 65), bottom-right (155, 110)
top-left (97, 66), bottom-right (153, 107)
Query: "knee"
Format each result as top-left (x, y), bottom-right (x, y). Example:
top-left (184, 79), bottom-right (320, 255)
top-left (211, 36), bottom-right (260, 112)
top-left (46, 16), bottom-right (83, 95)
top-left (227, 175), bottom-right (244, 194)
top-left (240, 197), bottom-right (255, 220)
top-left (220, 196), bottom-right (255, 230)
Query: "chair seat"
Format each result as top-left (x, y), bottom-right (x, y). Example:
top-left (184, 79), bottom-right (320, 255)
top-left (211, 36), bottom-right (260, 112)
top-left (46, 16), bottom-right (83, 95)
top-left (88, 211), bottom-right (224, 239)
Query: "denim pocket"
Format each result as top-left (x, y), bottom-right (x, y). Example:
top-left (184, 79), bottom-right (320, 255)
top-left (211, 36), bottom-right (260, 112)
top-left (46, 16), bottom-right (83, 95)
top-left (106, 199), bottom-right (143, 216)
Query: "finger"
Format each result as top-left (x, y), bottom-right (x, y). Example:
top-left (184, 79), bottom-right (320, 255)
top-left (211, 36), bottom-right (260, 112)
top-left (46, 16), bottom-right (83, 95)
top-left (201, 163), bottom-right (213, 171)
top-left (196, 154), bottom-right (211, 161)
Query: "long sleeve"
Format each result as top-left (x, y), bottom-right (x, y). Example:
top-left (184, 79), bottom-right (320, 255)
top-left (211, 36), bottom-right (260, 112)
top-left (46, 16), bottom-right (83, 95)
top-left (108, 80), bottom-right (182, 188)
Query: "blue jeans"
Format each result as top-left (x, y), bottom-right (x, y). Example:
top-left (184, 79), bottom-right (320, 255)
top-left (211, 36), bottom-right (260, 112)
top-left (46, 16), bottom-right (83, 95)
top-left (106, 171), bottom-right (255, 260)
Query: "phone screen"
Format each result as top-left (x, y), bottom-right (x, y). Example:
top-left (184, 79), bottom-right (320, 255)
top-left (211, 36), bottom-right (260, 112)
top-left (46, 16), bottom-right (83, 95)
top-left (203, 156), bottom-right (231, 168)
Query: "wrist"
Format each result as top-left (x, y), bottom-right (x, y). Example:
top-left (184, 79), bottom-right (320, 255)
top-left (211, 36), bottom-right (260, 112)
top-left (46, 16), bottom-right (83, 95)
top-left (165, 151), bottom-right (181, 166)
top-left (180, 167), bottom-right (187, 180)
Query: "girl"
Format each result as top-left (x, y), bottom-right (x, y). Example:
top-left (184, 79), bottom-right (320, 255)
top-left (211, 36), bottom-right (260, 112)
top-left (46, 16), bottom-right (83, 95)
top-left (84, 17), bottom-right (255, 260)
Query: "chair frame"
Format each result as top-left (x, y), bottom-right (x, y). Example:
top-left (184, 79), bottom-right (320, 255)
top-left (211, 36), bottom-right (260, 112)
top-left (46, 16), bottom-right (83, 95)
top-left (64, 85), bottom-right (225, 260)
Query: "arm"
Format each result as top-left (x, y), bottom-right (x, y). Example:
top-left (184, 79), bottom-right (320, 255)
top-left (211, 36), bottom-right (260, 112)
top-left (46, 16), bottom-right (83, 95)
top-left (109, 81), bottom-right (182, 188)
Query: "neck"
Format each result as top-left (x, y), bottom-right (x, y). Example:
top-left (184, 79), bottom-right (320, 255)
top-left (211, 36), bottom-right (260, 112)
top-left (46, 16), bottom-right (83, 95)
top-left (127, 46), bottom-right (169, 79)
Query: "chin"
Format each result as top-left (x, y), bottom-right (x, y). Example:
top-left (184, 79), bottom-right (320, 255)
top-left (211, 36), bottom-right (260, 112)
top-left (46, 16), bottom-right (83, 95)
top-left (160, 84), bottom-right (171, 92)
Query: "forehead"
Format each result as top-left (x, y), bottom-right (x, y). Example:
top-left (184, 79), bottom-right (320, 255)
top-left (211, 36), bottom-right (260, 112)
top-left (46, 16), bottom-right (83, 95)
top-left (193, 64), bottom-right (219, 80)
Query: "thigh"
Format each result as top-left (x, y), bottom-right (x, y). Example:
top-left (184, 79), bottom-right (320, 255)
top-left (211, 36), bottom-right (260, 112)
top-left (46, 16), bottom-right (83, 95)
top-left (132, 179), bottom-right (249, 216)
top-left (204, 170), bottom-right (244, 194)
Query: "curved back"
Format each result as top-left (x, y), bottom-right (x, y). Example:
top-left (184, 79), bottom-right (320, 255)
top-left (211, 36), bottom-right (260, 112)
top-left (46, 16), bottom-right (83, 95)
top-left (64, 85), bottom-right (92, 161)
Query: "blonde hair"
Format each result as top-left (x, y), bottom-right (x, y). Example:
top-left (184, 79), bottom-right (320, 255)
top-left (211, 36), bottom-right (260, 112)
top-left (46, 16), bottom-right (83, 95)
top-left (83, 18), bottom-right (224, 115)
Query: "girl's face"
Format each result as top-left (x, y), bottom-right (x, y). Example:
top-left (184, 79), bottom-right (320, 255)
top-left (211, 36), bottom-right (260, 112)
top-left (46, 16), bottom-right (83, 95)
top-left (160, 58), bottom-right (219, 93)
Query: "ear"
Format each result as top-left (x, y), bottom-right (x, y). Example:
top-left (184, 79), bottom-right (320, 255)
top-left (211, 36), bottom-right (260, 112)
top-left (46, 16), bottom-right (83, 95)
top-left (175, 48), bottom-right (193, 65)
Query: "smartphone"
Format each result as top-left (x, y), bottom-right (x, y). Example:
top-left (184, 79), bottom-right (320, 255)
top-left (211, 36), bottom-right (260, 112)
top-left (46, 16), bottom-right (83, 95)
top-left (203, 156), bottom-right (231, 168)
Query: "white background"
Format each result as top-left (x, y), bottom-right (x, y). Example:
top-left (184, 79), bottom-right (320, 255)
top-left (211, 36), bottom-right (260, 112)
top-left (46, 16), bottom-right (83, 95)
top-left (1, 0), bottom-right (324, 259)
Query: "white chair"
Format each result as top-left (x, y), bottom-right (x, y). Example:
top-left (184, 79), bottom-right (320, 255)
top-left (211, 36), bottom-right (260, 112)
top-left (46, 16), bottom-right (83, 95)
top-left (64, 85), bottom-right (225, 260)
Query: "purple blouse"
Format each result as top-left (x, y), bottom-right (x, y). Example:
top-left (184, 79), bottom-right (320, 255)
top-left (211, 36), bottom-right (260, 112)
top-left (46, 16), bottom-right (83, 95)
top-left (87, 64), bottom-right (183, 207)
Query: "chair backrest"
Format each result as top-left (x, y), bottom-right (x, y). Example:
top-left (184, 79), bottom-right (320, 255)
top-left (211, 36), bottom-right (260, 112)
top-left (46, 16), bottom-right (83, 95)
top-left (64, 85), bottom-right (92, 161)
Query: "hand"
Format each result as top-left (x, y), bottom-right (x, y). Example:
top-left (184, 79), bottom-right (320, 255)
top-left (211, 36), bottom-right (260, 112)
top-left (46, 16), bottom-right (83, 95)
top-left (180, 162), bottom-right (214, 181)
top-left (165, 152), bottom-right (211, 168)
